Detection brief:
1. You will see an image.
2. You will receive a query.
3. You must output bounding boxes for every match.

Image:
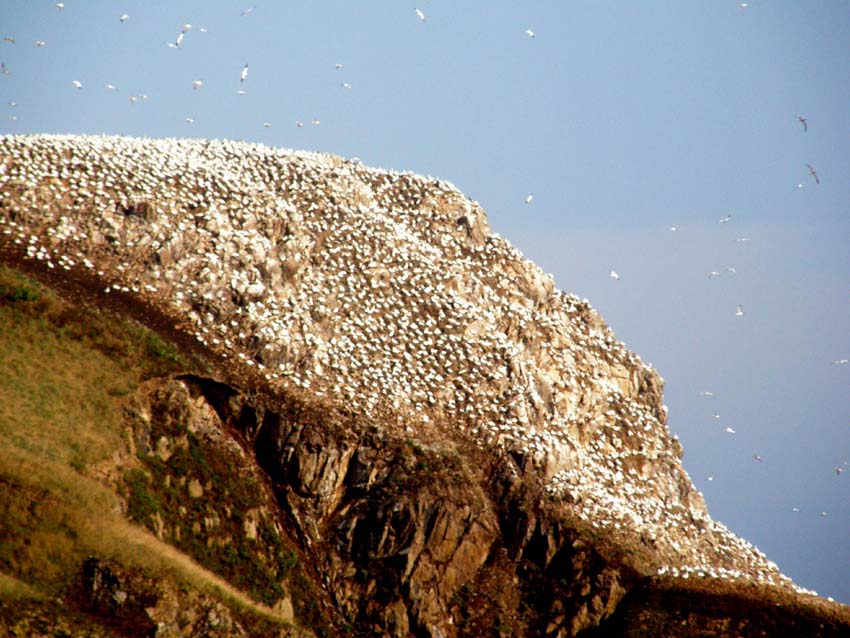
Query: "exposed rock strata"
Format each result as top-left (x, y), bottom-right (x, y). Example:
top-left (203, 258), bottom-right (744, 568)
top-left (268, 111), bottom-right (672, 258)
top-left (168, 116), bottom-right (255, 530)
top-left (1, 134), bottom-right (847, 636)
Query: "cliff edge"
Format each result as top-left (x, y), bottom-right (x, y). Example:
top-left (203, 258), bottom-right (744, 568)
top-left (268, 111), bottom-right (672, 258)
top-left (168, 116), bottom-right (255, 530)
top-left (1, 134), bottom-right (847, 637)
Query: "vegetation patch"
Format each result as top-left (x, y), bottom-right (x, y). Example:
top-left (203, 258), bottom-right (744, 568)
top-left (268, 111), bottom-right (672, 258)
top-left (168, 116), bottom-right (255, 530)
top-left (0, 265), bottom-right (292, 631)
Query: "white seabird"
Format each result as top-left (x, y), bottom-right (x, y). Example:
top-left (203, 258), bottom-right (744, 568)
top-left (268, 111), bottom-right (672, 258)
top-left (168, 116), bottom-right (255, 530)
top-left (240, 64), bottom-right (249, 83)
top-left (609, 270), bottom-right (620, 280)
top-left (735, 305), bottom-right (744, 317)
top-left (415, 8), bottom-right (426, 22)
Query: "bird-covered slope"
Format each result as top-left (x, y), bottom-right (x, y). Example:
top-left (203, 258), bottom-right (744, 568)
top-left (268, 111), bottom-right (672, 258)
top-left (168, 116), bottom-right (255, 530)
top-left (1, 133), bottom-right (846, 636)
top-left (0, 133), bottom-right (786, 580)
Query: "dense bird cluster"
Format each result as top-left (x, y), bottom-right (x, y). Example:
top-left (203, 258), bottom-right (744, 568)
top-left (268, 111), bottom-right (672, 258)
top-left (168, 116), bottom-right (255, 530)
top-left (0, 133), bottom-right (812, 595)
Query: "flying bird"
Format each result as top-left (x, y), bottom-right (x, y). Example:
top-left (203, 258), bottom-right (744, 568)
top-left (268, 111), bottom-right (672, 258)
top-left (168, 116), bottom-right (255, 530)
top-left (806, 163), bottom-right (819, 184)
top-left (192, 79), bottom-right (203, 90)
top-left (341, 82), bottom-right (352, 90)
top-left (55, 2), bottom-right (64, 9)
top-left (184, 117), bottom-right (194, 124)
top-left (708, 271), bottom-right (721, 278)
top-left (105, 83), bottom-right (116, 90)
top-left (168, 31), bottom-right (185, 48)
top-left (35, 40), bottom-right (46, 47)
top-left (718, 214), bottom-right (732, 224)
top-left (311, 118), bottom-right (321, 126)
top-left (735, 237), bottom-right (751, 243)
top-left (263, 122), bottom-right (271, 128)
top-left (3, 36), bottom-right (15, 44)
top-left (335, 63), bottom-right (344, 70)
top-left (698, 391), bottom-right (715, 398)
top-left (609, 270), bottom-right (620, 280)
top-left (831, 359), bottom-right (849, 365)
top-left (525, 29), bottom-right (535, 38)
top-left (796, 115), bottom-right (807, 132)
top-left (415, 8), bottom-right (426, 22)
top-left (724, 427), bottom-right (736, 434)
top-left (120, 14), bottom-right (129, 22)
top-left (752, 454), bottom-right (762, 462)
top-left (240, 64), bottom-right (249, 82)
top-left (835, 467), bottom-right (844, 476)
top-left (735, 305), bottom-right (744, 317)
top-left (72, 80), bottom-right (82, 89)
top-left (241, 6), bottom-right (255, 17)
top-left (0, 63), bottom-right (9, 75)
top-left (525, 194), bottom-right (534, 204)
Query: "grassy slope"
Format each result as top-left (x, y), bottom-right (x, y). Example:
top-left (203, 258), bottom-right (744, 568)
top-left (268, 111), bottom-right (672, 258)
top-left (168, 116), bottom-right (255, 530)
top-left (0, 265), bottom-right (290, 631)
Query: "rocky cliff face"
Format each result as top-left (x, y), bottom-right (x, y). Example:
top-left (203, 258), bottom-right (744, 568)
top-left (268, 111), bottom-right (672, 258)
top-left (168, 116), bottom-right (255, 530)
top-left (1, 134), bottom-right (847, 637)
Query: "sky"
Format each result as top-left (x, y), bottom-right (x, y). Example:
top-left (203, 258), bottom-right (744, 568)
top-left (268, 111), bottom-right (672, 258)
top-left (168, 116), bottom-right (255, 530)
top-left (1, 0), bottom-right (848, 604)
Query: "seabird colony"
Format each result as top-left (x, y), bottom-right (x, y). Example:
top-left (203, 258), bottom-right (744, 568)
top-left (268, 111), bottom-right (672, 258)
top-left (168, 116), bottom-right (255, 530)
top-left (0, 134), bottom-right (809, 595)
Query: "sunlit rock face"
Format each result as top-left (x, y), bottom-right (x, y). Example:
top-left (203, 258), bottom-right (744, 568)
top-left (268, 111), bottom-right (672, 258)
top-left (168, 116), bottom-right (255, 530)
top-left (0, 133), bottom-right (791, 593)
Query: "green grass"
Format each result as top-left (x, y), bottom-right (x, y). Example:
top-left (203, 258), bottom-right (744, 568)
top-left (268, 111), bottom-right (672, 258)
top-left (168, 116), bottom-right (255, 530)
top-left (0, 265), bottom-right (292, 628)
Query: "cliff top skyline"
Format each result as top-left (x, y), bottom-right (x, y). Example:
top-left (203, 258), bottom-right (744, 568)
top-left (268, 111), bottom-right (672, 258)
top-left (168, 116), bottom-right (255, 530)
top-left (1, 0), bottom-right (848, 604)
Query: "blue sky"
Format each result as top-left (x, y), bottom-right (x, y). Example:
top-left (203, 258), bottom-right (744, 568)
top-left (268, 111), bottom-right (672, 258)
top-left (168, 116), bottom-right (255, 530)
top-left (1, 1), bottom-right (848, 603)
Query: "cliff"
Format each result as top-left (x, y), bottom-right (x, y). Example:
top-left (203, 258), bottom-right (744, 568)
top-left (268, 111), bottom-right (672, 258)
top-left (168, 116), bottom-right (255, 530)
top-left (0, 134), bottom-right (847, 637)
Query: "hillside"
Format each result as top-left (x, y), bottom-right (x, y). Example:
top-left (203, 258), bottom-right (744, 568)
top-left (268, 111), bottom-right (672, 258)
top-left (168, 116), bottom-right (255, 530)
top-left (1, 133), bottom-right (848, 637)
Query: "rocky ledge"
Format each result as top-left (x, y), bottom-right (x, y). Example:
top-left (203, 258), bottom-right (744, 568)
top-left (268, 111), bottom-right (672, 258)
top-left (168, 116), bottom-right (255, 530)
top-left (1, 134), bottom-right (847, 637)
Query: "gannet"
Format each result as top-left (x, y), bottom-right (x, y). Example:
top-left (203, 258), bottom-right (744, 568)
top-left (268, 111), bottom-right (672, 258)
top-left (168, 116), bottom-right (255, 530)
top-left (240, 64), bottom-right (249, 82)
top-left (415, 8), bottom-right (426, 22)
top-left (806, 163), bottom-right (819, 184)
top-left (796, 115), bottom-right (807, 132)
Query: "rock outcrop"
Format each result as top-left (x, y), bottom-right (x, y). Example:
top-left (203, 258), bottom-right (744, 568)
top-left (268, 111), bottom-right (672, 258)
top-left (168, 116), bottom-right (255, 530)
top-left (1, 133), bottom-right (848, 636)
